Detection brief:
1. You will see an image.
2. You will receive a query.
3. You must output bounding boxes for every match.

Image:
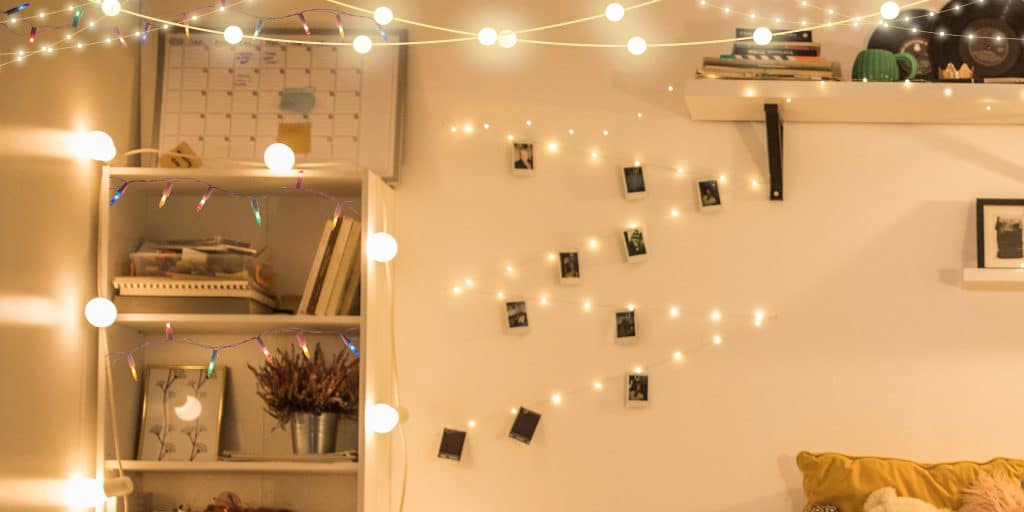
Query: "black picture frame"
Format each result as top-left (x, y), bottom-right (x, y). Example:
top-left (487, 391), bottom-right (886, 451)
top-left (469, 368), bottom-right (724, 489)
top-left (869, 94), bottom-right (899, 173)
top-left (976, 198), bottom-right (1024, 268)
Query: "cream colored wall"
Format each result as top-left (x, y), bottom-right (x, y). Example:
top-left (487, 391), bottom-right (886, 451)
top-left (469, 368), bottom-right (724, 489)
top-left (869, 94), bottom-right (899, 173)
top-left (393, 1), bottom-right (1024, 511)
top-left (0, 1), bottom-right (137, 508)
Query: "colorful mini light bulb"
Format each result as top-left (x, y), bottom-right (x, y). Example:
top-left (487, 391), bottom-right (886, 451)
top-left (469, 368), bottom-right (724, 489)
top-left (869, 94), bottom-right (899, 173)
top-left (298, 13), bottom-right (311, 36)
top-left (196, 185), bottom-right (214, 211)
top-left (127, 353), bottom-right (138, 382)
top-left (255, 336), bottom-right (272, 362)
top-left (72, 7), bottom-right (81, 27)
top-left (3, 3), bottom-right (28, 16)
top-left (331, 202), bottom-right (342, 228)
top-left (28, 26), bottom-right (36, 45)
top-left (207, 349), bottom-right (218, 377)
top-left (158, 182), bottom-right (173, 208)
top-left (253, 18), bottom-right (264, 37)
top-left (296, 332), bottom-right (311, 360)
top-left (296, 169), bottom-right (303, 190)
top-left (109, 183), bottom-right (128, 206)
top-left (334, 13), bottom-right (345, 38)
top-left (141, 22), bottom-right (150, 44)
top-left (218, 0), bottom-right (225, 10)
top-left (250, 198), bottom-right (262, 226)
top-left (183, 14), bottom-right (189, 39)
top-left (114, 26), bottom-right (126, 47)
top-left (378, 27), bottom-right (388, 41)
top-left (342, 334), bottom-right (360, 357)
top-left (164, 321), bottom-right (174, 341)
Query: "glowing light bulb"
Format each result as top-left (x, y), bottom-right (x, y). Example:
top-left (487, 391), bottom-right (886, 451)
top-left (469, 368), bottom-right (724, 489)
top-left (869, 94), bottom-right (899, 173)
top-left (588, 238), bottom-right (599, 250)
top-left (223, 25), bottom-right (243, 44)
top-left (669, 306), bottom-right (679, 317)
top-left (64, 476), bottom-right (106, 509)
top-left (341, 333), bottom-right (360, 357)
top-left (626, 36), bottom-right (647, 55)
top-left (547, 141), bottom-right (558, 152)
top-left (296, 333), bottom-right (311, 360)
top-left (127, 353), bottom-right (139, 381)
top-left (673, 351), bottom-right (684, 362)
top-left (462, 122), bottom-right (474, 134)
top-left (367, 232), bottom-right (398, 262)
top-left (583, 299), bottom-right (592, 311)
top-left (505, 264), bottom-right (515, 274)
top-left (602, 129), bottom-right (609, 136)
top-left (478, 26), bottom-right (497, 46)
top-left (85, 297), bottom-right (117, 327)
top-left (605, 2), bottom-right (625, 21)
top-left (593, 380), bottom-right (603, 390)
top-left (498, 30), bottom-right (518, 48)
top-left (551, 393), bottom-right (562, 405)
top-left (547, 252), bottom-right (557, 263)
top-left (880, 1), bottom-right (900, 20)
top-left (944, 87), bottom-right (952, 97)
top-left (207, 349), bottom-right (218, 377)
top-left (468, 419), bottom-right (477, 428)
top-left (464, 278), bottom-right (475, 288)
top-left (263, 142), bottom-right (295, 172)
top-left (752, 26), bottom-right (773, 45)
top-left (713, 335), bottom-right (723, 345)
top-left (73, 130), bottom-right (117, 162)
top-left (109, 183), bottom-right (128, 206)
top-left (373, 6), bottom-right (394, 25)
top-left (368, 403), bottom-right (400, 433)
top-left (158, 183), bottom-right (173, 208)
top-left (255, 336), bottom-right (272, 362)
top-left (100, 0), bottom-right (120, 16)
top-left (250, 198), bottom-right (262, 226)
top-left (452, 285), bottom-right (463, 295)
top-left (540, 295), bottom-right (549, 306)
top-left (497, 291), bottom-right (505, 300)
top-left (353, 34), bottom-right (373, 54)
top-left (165, 322), bottom-right (174, 341)
top-left (670, 208), bottom-right (680, 217)
top-left (710, 310), bottom-right (721, 322)
top-left (194, 186), bottom-right (214, 211)
top-left (633, 366), bottom-right (643, 374)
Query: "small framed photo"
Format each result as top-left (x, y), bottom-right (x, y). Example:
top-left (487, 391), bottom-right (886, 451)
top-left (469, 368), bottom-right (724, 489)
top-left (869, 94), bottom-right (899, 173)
top-left (504, 299), bottom-right (530, 333)
top-left (626, 374), bottom-right (649, 408)
top-left (512, 142), bottom-right (534, 175)
top-left (138, 366), bottom-right (227, 461)
top-left (558, 251), bottom-right (581, 284)
top-left (615, 310), bottom-right (638, 343)
top-left (621, 166), bottom-right (647, 199)
top-left (508, 407), bottom-right (542, 445)
top-left (438, 428), bottom-right (467, 461)
top-left (697, 178), bottom-right (722, 211)
top-left (977, 199), bottom-right (1024, 268)
top-left (621, 226), bottom-right (648, 262)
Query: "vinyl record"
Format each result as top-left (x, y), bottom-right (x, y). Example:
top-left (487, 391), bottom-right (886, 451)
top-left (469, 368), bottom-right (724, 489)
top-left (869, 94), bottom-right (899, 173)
top-left (868, 9), bottom-right (936, 79)
top-left (929, 0), bottom-right (1024, 79)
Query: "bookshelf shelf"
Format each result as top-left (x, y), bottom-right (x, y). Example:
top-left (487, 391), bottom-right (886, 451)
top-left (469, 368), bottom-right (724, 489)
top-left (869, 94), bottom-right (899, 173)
top-left (684, 79), bottom-right (1024, 124)
top-left (104, 459), bottom-right (359, 475)
top-left (962, 268), bottom-right (1024, 289)
top-left (116, 313), bottom-right (361, 334)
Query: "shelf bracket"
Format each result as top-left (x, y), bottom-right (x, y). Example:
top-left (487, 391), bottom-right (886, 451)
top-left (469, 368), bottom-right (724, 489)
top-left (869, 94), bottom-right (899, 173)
top-left (764, 103), bottom-right (783, 201)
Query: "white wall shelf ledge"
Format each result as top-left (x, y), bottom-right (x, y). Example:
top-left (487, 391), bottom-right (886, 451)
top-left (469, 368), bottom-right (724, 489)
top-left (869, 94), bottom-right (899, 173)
top-left (104, 460), bottom-right (359, 475)
top-left (962, 268), bottom-right (1024, 289)
top-left (114, 313), bottom-right (361, 335)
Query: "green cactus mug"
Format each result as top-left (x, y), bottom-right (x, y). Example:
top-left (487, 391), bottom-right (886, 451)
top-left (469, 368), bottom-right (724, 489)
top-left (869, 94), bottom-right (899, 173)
top-left (852, 49), bottom-right (918, 82)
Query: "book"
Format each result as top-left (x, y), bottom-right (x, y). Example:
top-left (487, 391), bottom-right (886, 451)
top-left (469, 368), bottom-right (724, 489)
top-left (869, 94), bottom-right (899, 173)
top-left (324, 220), bottom-right (361, 315)
top-left (720, 54), bottom-right (825, 62)
top-left (298, 220), bottom-right (338, 315)
top-left (339, 281), bottom-right (360, 316)
top-left (139, 237), bottom-right (259, 255)
top-left (113, 296), bottom-right (274, 314)
top-left (112, 276), bottom-right (277, 307)
top-left (698, 64), bottom-right (839, 80)
top-left (730, 44), bottom-right (821, 58)
top-left (702, 56), bottom-right (835, 71)
top-left (736, 27), bottom-right (812, 42)
top-left (315, 217), bottom-right (356, 316)
top-left (305, 220), bottom-right (343, 315)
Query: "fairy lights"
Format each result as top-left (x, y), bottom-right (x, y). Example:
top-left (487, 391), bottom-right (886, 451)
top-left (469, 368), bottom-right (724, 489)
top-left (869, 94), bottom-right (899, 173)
top-left (207, 349), bottom-right (218, 377)
top-left (158, 182), bottom-right (172, 208)
top-left (164, 322), bottom-right (174, 341)
top-left (297, 12), bottom-right (311, 36)
top-left (296, 332), bottom-right (311, 360)
top-left (341, 334), bottom-right (360, 357)
top-left (109, 182), bottom-right (127, 206)
top-left (255, 335), bottom-right (272, 361)
top-left (334, 13), bottom-right (345, 38)
top-left (478, 26), bottom-right (497, 46)
top-left (196, 186), bottom-right (214, 211)
top-left (113, 26), bottom-right (126, 47)
top-left (250, 198), bottom-right (262, 226)
top-left (126, 353), bottom-right (138, 381)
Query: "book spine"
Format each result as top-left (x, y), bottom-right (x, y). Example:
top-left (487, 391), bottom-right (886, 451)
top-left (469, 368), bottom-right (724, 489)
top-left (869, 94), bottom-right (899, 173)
top-left (721, 54), bottom-right (824, 62)
top-left (730, 45), bottom-right (820, 57)
top-left (735, 28), bottom-right (813, 42)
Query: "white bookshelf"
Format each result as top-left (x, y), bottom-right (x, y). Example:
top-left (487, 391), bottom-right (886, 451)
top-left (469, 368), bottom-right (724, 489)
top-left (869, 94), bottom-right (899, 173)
top-left (94, 166), bottom-right (396, 512)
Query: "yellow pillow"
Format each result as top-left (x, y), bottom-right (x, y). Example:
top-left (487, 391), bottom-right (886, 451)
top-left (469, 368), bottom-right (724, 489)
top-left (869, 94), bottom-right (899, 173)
top-left (797, 451), bottom-right (1024, 511)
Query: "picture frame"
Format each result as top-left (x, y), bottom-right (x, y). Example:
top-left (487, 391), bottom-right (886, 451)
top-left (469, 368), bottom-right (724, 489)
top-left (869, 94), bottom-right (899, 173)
top-left (511, 142), bottom-right (535, 176)
top-left (976, 198), bottom-right (1024, 268)
top-left (508, 407), bottom-right (542, 445)
top-left (626, 374), bottom-right (649, 408)
top-left (614, 310), bottom-right (638, 343)
top-left (504, 299), bottom-right (530, 333)
top-left (138, 365), bottom-right (227, 461)
top-left (438, 428), bottom-right (467, 461)
top-left (621, 166), bottom-right (647, 199)
top-left (696, 178), bottom-right (723, 212)
top-left (621, 226), bottom-right (648, 263)
top-left (558, 251), bottom-right (581, 284)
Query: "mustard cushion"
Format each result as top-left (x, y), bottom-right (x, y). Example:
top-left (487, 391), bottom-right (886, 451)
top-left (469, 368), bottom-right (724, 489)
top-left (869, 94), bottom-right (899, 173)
top-left (797, 451), bottom-right (1024, 512)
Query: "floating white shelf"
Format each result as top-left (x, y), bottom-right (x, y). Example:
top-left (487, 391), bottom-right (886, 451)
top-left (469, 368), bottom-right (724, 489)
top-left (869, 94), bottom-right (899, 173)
top-left (106, 166), bottom-right (365, 196)
top-left (104, 459), bottom-right (359, 475)
top-left (962, 268), bottom-right (1024, 289)
top-left (684, 79), bottom-right (1024, 124)
top-left (115, 313), bottom-right (360, 334)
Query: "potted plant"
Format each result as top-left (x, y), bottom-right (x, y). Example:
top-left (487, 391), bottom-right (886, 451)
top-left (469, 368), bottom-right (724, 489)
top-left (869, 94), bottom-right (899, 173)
top-left (248, 343), bottom-right (358, 454)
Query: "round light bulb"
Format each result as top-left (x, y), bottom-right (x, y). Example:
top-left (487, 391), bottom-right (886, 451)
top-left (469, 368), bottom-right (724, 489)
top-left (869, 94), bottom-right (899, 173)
top-left (478, 27), bottom-right (498, 46)
top-left (65, 476), bottom-right (106, 509)
top-left (84, 297), bottom-right (117, 328)
top-left (353, 34), bottom-right (373, 54)
top-left (263, 143), bottom-right (295, 173)
top-left (73, 130), bottom-right (117, 162)
top-left (100, 0), bottom-right (120, 16)
top-left (367, 403), bottom-right (400, 434)
top-left (879, 1), bottom-right (900, 20)
top-left (373, 6), bottom-right (394, 26)
top-left (752, 27), bottom-right (773, 45)
top-left (498, 30), bottom-right (517, 48)
top-left (367, 232), bottom-right (398, 262)
top-left (626, 36), bottom-right (647, 55)
top-left (605, 2), bottom-right (625, 22)
top-left (223, 25), bottom-right (243, 45)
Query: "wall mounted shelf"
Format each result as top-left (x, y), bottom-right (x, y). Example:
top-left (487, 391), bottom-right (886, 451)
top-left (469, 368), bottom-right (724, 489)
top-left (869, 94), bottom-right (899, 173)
top-left (116, 313), bottom-right (360, 335)
top-left (962, 268), bottom-right (1024, 289)
top-left (104, 460), bottom-right (359, 475)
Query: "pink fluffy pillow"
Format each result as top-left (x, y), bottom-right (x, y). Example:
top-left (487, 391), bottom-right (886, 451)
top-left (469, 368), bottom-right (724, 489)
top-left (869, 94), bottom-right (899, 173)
top-left (959, 473), bottom-right (1024, 512)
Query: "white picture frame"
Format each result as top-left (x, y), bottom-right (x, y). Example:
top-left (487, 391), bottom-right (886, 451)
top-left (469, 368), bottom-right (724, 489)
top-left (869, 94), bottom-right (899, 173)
top-left (696, 178), bottom-right (723, 212)
top-left (621, 226), bottom-right (648, 263)
top-left (504, 299), bottom-right (530, 333)
top-left (614, 310), bottom-right (638, 343)
top-left (558, 251), bottom-right (581, 284)
top-left (511, 142), bottom-right (535, 176)
top-left (626, 374), bottom-right (649, 408)
top-left (621, 165), bottom-right (647, 199)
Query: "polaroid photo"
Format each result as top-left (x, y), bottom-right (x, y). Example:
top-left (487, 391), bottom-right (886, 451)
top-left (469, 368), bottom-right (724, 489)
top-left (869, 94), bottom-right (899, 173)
top-left (626, 374), bottom-right (649, 408)
top-left (508, 407), bottom-right (542, 445)
top-left (438, 428), bottom-right (467, 461)
top-left (621, 166), bottom-right (647, 199)
top-left (504, 299), bottom-right (530, 333)
top-left (697, 178), bottom-right (723, 212)
top-left (558, 251), bottom-right (581, 284)
top-left (621, 226), bottom-right (648, 263)
top-left (512, 142), bottom-right (535, 176)
top-left (615, 310), bottom-right (638, 343)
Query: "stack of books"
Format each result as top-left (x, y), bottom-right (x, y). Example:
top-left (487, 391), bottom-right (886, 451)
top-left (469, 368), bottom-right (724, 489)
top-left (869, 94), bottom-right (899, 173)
top-left (297, 217), bottom-right (362, 316)
top-left (697, 28), bottom-right (842, 81)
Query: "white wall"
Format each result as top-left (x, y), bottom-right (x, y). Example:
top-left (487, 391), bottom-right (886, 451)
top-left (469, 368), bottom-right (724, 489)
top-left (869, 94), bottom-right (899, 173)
top-left (393, 1), bottom-right (1024, 511)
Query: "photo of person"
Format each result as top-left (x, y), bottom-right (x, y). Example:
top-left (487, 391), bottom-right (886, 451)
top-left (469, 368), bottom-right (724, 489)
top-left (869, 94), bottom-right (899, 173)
top-left (977, 200), bottom-right (1024, 268)
top-left (621, 166), bottom-right (647, 199)
top-left (626, 374), bottom-right (649, 407)
top-left (622, 226), bottom-right (648, 262)
top-left (505, 300), bottom-right (529, 332)
top-left (697, 179), bottom-right (722, 211)
top-left (996, 216), bottom-right (1024, 260)
top-left (615, 310), bottom-right (637, 341)
top-left (512, 142), bottom-right (534, 175)
top-left (559, 251), bottom-right (580, 283)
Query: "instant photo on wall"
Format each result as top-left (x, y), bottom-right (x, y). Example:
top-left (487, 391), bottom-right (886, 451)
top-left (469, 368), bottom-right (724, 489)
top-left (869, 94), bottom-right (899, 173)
top-left (621, 226), bottom-right (648, 262)
top-left (511, 142), bottom-right (535, 176)
top-left (558, 251), bottom-right (581, 284)
top-left (696, 178), bottom-right (723, 212)
top-left (508, 407), bottom-right (542, 445)
top-left (614, 310), bottom-right (638, 343)
top-left (438, 428), bottom-right (467, 461)
top-left (621, 166), bottom-right (647, 199)
top-left (503, 299), bottom-right (530, 333)
top-left (977, 199), bottom-right (1024, 268)
top-left (626, 374), bottom-right (649, 408)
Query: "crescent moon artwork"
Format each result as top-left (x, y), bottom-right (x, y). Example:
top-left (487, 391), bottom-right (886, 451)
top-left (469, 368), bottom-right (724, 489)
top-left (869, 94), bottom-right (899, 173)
top-left (173, 394), bottom-right (203, 422)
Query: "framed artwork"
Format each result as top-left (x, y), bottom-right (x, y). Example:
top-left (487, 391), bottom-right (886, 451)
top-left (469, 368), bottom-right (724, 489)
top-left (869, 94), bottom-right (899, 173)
top-left (977, 199), bottom-right (1024, 268)
top-left (558, 251), bottom-right (581, 284)
top-left (504, 299), bottom-right (530, 333)
top-left (511, 142), bottom-right (535, 175)
top-left (137, 366), bottom-right (227, 461)
top-left (621, 166), bottom-right (647, 199)
top-left (697, 178), bottom-right (722, 212)
top-left (621, 226), bottom-right (648, 262)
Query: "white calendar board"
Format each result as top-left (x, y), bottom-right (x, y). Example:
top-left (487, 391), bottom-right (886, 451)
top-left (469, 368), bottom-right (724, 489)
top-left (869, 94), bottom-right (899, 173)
top-left (155, 31), bottom-right (404, 179)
